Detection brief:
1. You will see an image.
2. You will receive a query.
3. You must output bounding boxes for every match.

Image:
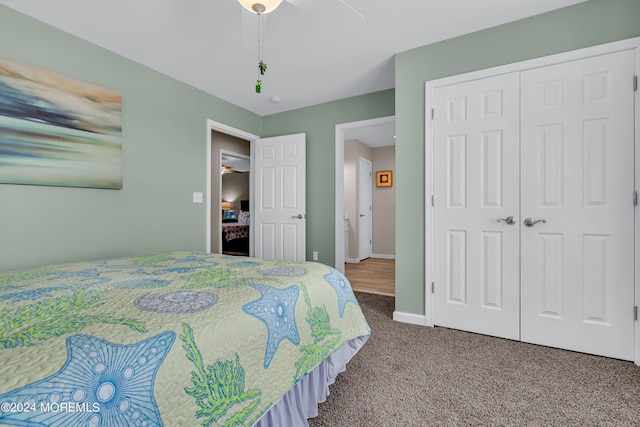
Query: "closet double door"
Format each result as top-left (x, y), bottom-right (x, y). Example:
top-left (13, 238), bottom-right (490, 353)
top-left (432, 50), bottom-right (635, 360)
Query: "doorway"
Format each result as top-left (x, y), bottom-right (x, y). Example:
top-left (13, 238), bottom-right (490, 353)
top-left (206, 120), bottom-right (257, 255)
top-left (220, 150), bottom-right (251, 256)
top-left (336, 116), bottom-right (396, 295)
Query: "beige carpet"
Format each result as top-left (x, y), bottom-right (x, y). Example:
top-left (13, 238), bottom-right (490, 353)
top-left (309, 292), bottom-right (640, 427)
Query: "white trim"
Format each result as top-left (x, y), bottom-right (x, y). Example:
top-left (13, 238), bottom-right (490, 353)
top-left (372, 253), bottom-right (395, 260)
top-left (426, 37), bottom-right (640, 90)
top-left (635, 46), bottom-right (640, 367)
top-left (424, 37), bottom-right (640, 362)
top-left (393, 311), bottom-right (427, 326)
top-left (345, 254), bottom-right (394, 263)
top-left (206, 120), bottom-right (259, 255)
top-left (424, 85), bottom-right (435, 328)
top-left (335, 116), bottom-right (395, 274)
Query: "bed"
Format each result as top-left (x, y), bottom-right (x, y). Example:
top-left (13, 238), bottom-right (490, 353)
top-left (0, 251), bottom-right (370, 427)
top-left (222, 223), bottom-right (250, 256)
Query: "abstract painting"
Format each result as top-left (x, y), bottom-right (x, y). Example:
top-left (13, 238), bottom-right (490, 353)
top-left (0, 57), bottom-right (122, 189)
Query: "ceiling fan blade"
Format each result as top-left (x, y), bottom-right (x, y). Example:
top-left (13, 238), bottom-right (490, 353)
top-left (285, 0), bottom-right (312, 11)
top-left (336, 0), bottom-right (365, 20)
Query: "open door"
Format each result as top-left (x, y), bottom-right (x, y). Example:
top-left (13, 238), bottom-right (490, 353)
top-left (358, 157), bottom-right (372, 260)
top-left (253, 133), bottom-right (306, 261)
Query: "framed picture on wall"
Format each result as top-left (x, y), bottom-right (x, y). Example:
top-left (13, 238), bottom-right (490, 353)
top-left (376, 170), bottom-right (392, 187)
top-left (0, 56), bottom-right (123, 189)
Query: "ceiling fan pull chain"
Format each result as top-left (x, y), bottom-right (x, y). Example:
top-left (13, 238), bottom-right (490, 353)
top-left (255, 12), bottom-right (267, 93)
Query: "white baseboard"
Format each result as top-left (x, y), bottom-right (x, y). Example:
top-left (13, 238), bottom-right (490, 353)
top-left (346, 254), bottom-right (395, 263)
top-left (393, 311), bottom-right (427, 326)
top-left (372, 253), bottom-right (395, 260)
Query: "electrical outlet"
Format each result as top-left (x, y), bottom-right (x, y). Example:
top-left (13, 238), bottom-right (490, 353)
top-left (312, 251), bottom-right (318, 261)
top-left (192, 192), bottom-right (203, 204)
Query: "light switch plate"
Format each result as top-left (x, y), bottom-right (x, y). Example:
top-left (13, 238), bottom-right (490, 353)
top-left (192, 192), bottom-right (203, 204)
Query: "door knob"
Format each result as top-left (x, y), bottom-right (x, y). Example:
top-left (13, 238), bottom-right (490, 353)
top-left (497, 216), bottom-right (515, 225)
top-left (524, 217), bottom-right (546, 227)
top-left (291, 214), bottom-right (304, 219)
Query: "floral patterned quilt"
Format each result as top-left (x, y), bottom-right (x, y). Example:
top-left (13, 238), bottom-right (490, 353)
top-left (0, 251), bottom-right (371, 426)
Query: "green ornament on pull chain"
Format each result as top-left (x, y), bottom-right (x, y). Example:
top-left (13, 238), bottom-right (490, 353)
top-left (256, 61), bottom-right (267, 93)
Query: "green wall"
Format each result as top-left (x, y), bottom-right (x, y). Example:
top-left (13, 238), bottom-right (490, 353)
top-left (0, 6), bottom-right (262, 270)
top-left (262, 90), bottom-right (395, 266)
top-left (0, 5), bottom-right (394, 271)
top-left (394, 0), bottom-right (640, 316)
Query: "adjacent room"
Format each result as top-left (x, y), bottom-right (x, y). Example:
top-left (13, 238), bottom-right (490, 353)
top-left (1, 0), bottom-right (639, 426)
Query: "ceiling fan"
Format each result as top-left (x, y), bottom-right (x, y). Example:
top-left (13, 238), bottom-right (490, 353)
top-left (236, 0), bottom-right (364, 93)
top-left (237, 0), bottom-right (364, 19)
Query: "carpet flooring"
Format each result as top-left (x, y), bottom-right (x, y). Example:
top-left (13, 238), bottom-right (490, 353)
top-left (308, 292), bottom-right (640, 427)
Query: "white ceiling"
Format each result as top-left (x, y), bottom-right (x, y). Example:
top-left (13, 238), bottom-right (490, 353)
top-left (1, 0), bottom-right (587, 120)
top-left (222, 152), bottom-right (250, 172)
top-left (344, 121), bottom-right (395, 148)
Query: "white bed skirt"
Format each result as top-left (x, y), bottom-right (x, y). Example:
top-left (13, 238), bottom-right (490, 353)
top-left (253, 334), bottom-right (370, 426)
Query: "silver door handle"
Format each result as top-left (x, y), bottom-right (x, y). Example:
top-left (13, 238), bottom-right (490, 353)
top-left (524, 217), bottom-right (546, 227)
top-left (360, 214), bottom-right (366, 217)
top-left (291, 214), bottom-right (304, 219)
top-left (497, 216), bottom-right (515, 225)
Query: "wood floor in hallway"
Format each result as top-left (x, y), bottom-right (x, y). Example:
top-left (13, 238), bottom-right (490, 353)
top-left (344, 258), bottom-right (395, 296)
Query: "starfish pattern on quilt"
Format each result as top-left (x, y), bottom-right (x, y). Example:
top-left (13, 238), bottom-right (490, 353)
top-left (50, 268), bottom-right (101, 280)
top-left (242, 284), bottom-right (300, 368)
top-left (47, 268), bottom-right (113, 287)
top-left (0, 331), bottom-right (175, 427)
top-left (0, 286), bottom-right (68, 302)
top-left (323, 267), bottom-right (359, 317)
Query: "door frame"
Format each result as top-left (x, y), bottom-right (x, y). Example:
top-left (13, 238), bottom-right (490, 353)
top-left (335, 116), bottom-right (395, 274)
top-left (424, 36), bottom-right (640, 365)
top-left (206, 119), bottom-right (258, 255)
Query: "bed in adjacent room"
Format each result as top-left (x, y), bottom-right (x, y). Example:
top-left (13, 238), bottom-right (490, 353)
top-left (0, 251), bottom-right (370, 426)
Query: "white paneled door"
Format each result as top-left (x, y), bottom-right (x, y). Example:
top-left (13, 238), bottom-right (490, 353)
top-left (433, 72), bottom-right (521, 340)
top-left (254, 133), bottom-right (306, 261)
top-left (432, 50), bottom-right (635, 359)
top-left (358, 157), bottom-right (373, 260)
top-left (520, 51), bottom-right (635, 360)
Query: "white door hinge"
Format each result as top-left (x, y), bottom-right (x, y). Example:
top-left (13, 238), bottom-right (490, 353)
top-left (634, 190), bottom-right (638, 206)
top-left (431, 108), bottom-right (435, 120)
top-left (635, 306), bottom-right (638, 321)
top-left (431, 282), bottom-right (434, 294)
top-left (431, 195), bottom-right (434, 207)
top-left (634, 75), bottom-right (638, 91)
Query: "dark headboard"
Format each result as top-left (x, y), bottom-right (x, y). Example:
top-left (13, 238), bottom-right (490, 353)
top-left (240, 200), bottom-right (249, 211)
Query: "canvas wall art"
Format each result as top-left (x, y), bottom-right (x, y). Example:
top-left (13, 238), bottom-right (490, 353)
top-left (0, 57), bottom-right (122, 189)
